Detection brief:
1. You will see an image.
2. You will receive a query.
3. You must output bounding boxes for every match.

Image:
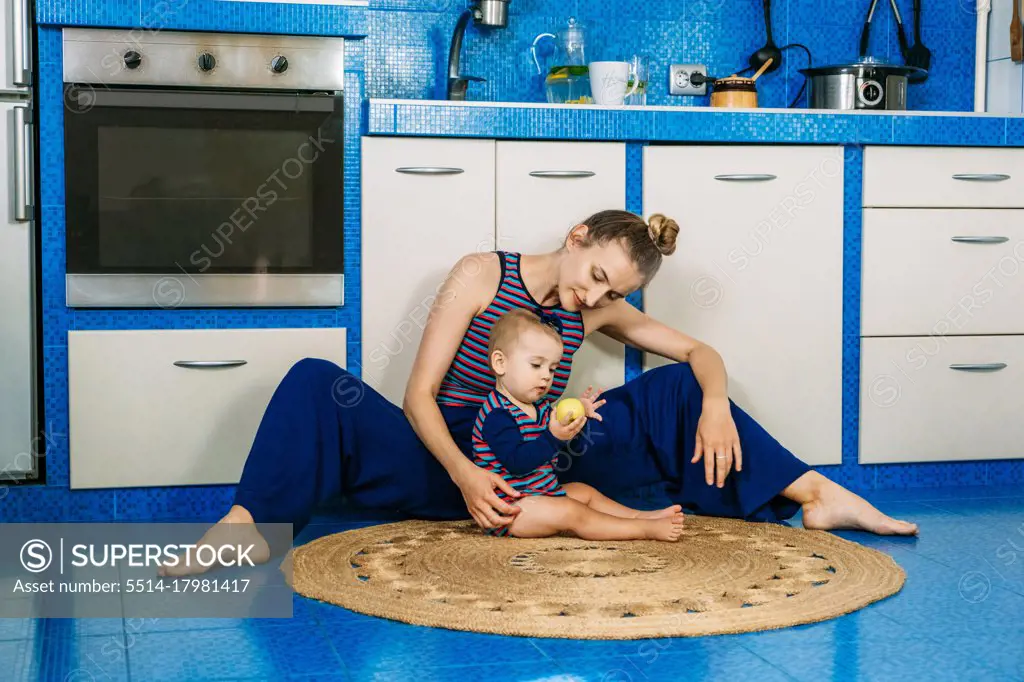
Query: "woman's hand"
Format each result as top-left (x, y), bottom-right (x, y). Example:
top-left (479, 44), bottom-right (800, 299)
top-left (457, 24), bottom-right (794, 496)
top-left (454, 464), bottom-right (523, 530)
top-left (580, 386), bottom-right (606, 421)
top-left (692, 399), bottom-right (743, 488)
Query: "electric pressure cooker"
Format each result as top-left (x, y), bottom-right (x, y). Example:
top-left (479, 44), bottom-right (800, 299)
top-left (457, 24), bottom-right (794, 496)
top-left (799, 57), bottom-right (925, 111)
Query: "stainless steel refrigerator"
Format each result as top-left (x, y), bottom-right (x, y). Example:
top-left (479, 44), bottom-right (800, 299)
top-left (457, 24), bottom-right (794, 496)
top-left (0, 0), bottom-right (36, 480)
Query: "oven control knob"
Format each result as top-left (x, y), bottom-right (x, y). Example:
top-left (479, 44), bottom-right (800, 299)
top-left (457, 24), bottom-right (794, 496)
top-left (123, 51), bottom-right (143, 70)
top-left (271, 56), bottom-right (289, 74)
top-left (197, 52), bottom-right (216, 72)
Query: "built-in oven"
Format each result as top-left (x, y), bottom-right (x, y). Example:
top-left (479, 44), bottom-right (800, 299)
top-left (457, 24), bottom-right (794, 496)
top-left (62, 29), bottom-right (345, 308)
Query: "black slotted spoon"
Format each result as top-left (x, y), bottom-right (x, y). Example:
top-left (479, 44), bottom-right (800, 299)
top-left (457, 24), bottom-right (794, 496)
top-left (906, 0), bottom-right (931, 81)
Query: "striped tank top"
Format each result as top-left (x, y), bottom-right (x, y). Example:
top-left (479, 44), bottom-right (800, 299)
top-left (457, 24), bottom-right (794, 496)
top-left (436, 251), bottom-right (585, 407)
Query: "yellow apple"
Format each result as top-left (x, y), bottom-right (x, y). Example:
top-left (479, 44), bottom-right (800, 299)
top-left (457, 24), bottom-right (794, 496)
top-left (555, 398), bottom-right (585, 424)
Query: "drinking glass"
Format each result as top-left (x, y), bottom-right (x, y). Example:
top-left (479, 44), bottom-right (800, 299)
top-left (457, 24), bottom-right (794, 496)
top-left (624, 55), bottom-right (650, 106)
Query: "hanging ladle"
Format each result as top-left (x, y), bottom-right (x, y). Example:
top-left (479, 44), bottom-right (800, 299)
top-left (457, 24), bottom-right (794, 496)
top-left (750, 0), bottom-right (782, 74)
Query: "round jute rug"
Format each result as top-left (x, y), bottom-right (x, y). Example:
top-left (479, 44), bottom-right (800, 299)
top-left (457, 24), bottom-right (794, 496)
top-left (290, 517), bottom-right (905, 639)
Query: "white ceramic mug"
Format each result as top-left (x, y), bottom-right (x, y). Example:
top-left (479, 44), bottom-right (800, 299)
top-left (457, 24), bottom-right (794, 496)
top-left (589, 61), bottom-right (638, 105)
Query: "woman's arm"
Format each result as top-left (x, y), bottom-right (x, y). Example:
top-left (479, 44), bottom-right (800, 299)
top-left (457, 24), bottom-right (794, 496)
top-left (583, 300), bottom-right (728, 402)
top-left (584, 300), bottom-right (742, 486)
top-left (402, 253), bottom-right (523, 528)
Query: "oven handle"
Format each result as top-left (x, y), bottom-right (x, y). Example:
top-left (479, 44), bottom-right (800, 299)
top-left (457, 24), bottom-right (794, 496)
top-left (77, 88), bottom-right (339, 113)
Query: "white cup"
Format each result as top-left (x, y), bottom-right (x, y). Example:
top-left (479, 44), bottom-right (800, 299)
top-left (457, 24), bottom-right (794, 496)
top-left (589, 61), bottom-right (638, 105)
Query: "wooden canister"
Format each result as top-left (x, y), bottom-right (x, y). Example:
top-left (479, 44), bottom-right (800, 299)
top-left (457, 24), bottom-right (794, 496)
top-left (710, 76), bottom-right (758, 108)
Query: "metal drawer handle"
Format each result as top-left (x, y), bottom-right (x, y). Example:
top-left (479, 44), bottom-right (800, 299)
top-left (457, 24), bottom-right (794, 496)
top-left (949, 363), bottom-right (1008, 372)
top-left (951, 236), bottom-right (1010, 244)
top-left (13, 106), bottom-right (32, 222)
top-left (951, 174), bottom-right (1011, 182)
top-left (395, 167), bottom-right (465, 175)
top-left (528, 170), bottom-right (596, 178)
top-left (12, 0), bottom-right (30, 87)
top-left (714, 174), bottom-right (778, 182)
top-left (173, 360), bottom-right (248, 369)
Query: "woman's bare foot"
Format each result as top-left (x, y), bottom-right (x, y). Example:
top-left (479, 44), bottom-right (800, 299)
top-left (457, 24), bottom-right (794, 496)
top-left (802, 485), bottom-right (919, 536)
top-left (645, 513), bottom-right (686, 542)
top-left (635, 504), bottom-right (683, 520)
top-left (158, 505), bottom-right (271, 577)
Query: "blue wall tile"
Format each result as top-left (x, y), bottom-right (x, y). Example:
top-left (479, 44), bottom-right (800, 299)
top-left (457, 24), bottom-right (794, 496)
top-left (892, 114), bottom-right (1006, 145)
top-left (38, 0), bottom-right (368, 37)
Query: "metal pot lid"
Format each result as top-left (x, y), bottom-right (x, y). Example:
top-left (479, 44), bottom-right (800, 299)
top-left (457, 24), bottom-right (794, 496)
top-left (798, 60), bottom-right (926, 78)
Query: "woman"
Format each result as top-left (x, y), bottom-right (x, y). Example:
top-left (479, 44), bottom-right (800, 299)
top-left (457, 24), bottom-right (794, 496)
top-left (161, 210), bottom-right (916, 577)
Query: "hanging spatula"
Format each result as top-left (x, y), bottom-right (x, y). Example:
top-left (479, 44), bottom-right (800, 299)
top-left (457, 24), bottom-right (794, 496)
top-left (1012, 0), bottom-right (1023, 64)
top-left (906, 0), bottom-right (932, 80)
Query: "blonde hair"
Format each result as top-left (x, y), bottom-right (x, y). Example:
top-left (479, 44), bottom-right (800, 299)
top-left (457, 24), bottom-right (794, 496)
top-left (486, 309), bottom-right (562, 369)
top-left (571, 210), bottom-right (680, 282)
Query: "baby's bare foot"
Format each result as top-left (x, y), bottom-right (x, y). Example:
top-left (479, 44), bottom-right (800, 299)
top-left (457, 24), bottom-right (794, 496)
top-left (635, 504), bottom-right (683, 520)
top-left (645, 516), bottom-right (685, 542)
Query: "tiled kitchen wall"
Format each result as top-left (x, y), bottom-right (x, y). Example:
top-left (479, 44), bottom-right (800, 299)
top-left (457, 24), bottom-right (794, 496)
top-left (368, 0), bottom-right (978, 111)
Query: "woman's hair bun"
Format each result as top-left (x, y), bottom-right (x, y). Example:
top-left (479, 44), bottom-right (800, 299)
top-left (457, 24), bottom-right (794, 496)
top-left (647, 213), bottom-right (680, 256)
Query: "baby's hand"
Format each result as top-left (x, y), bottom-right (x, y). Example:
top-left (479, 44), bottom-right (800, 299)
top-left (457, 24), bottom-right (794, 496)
top-left (550, 411), bottom-right (586, 441)
top-left (580, 386), bottom-right (607, 422)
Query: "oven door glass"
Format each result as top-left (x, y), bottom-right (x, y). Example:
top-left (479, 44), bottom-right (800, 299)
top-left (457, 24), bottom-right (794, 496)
top-left (64, 88), bottom-right (344, 307)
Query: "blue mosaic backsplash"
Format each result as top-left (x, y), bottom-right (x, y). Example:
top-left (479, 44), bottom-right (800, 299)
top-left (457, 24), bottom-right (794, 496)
top-left (367, 0), bottom-right (977, 111)
top-left (13, 2), bottom-right (1020, 525)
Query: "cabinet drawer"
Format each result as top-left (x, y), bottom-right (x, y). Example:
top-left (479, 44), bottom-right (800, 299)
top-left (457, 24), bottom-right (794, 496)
top-left (862, 209), bottom-right (1024, 336)
top-left (859, 336), bottom-right (1024, 463)
top-left (864, 147), bottom-right (1024, 208)
top-left (69, 328), bottom-right (347, 489)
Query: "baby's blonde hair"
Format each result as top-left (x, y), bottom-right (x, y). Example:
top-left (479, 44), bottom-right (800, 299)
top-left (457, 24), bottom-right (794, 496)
top-left (487, 309), bottom-right (562, 370)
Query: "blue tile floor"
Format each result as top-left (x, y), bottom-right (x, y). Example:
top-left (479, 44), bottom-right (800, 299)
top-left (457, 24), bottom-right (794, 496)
top-left (4, 485), bottom-right (1024, 681)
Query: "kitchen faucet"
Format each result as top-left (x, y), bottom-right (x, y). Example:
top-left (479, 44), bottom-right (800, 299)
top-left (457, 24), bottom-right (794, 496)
top-left (447, 0), bottom-right (509, 101)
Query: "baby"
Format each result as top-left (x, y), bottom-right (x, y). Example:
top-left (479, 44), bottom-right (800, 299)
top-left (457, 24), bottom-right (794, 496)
top-left (470, 308), bottom-right (685, 541)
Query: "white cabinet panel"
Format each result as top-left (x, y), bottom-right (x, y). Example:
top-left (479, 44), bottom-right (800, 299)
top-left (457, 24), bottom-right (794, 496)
top-left (864, 146), bottom-right (1024, 208)
top-left (362, 136), bottom-right (496, 405)
top-left (0, 101), bottom-right (34, 477)
top-left (69, 328), bottom-right (347, 489)
top-left (496, 140), bottom-right (627, 397)
top-left (862, 209), bottom-right (1024, 336)
top-left (644, 145), bottom-right (844, 466)
top-left (860, 335), bottom-right (1024, 463)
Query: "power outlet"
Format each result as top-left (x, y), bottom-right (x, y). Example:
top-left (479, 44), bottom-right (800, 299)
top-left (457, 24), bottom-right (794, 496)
top-left (670, 64), bottom-right (708, 96)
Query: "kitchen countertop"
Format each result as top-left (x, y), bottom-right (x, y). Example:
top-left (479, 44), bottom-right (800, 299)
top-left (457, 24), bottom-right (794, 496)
top-left (366, 99), bottom-right (1024, 147)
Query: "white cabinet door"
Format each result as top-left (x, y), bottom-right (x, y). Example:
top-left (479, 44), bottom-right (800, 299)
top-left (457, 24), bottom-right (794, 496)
top-left (0, 101), bottom-right (34, 477)
top-left (69, 328), bottom-right (347, 489)
top-left (864, 146), bottom-right (1024, 208)
top-left (496, 141), bottom-right (627, 397)
top-left (362, 137), bottom-right (495, 405)
top-left (643, 145), bottom-right (844, 466)
top-left (860, 335), bottom-right (1024, 463)
top-left (862, 209), bottom-right (1024, 336)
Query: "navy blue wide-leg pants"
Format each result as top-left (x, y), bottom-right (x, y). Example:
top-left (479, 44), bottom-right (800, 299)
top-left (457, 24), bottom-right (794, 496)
top-left (233, 359), bottom-right (810, 536)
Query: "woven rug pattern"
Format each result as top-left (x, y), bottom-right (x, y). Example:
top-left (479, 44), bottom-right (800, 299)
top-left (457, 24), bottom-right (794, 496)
top-left (291, 517), bottom-right (905, 639)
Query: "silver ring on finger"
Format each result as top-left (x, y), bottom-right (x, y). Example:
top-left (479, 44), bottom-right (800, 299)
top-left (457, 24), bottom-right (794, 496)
top-left (715, 454), bottom-right (727, 459)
